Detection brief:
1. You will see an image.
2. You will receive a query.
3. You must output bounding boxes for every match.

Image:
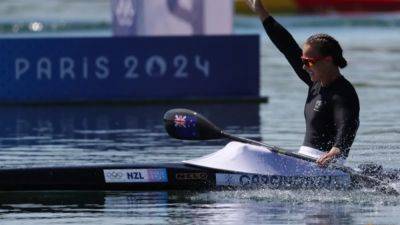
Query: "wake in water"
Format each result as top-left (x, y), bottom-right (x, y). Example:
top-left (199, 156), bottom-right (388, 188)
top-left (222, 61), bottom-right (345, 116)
top-left (190, 185), bottom-right (400, 205)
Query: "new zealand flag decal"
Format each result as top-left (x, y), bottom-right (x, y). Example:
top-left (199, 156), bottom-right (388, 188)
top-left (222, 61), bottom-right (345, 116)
top-left (174, 115), bottom-right (187, 128)
top-left (173, 114), bottom-right (198, 138)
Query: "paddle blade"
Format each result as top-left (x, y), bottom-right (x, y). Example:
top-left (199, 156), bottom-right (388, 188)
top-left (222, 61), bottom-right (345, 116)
top-left (163, 109), bottom-right (223, 140)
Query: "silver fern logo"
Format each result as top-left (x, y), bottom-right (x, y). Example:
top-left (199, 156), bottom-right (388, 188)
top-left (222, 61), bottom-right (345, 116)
top-left (314, 100), bottom-right (325, 112)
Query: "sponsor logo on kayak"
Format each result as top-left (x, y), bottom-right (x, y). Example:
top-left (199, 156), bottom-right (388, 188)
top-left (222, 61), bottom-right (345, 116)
top-left (175, 173), bottom-right (208, 180)
top-left (104, 169), bottom-right (168, 183)
top-left (215, 173), bottom-right (350, 189)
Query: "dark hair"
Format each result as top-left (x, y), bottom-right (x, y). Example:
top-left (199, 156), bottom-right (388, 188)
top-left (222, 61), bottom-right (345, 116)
top-left (306, 34), bottom-right (347, 68)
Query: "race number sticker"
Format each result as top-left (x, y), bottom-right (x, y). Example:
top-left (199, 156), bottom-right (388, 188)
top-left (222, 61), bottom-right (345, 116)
top-left (103, 169), bottom-right (168, 183)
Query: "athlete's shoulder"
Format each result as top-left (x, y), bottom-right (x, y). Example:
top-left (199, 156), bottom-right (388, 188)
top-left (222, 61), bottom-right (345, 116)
top-left (335, 76), bottom-right (358, 96)
top-left (331, 76), bottom-right (359, 103)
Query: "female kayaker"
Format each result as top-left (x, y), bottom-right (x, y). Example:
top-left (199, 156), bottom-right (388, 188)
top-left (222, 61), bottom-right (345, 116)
top-left (246, 0), bottom-right (360, 166)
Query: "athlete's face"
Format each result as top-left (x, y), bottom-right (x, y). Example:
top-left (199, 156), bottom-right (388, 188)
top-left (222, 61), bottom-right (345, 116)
top-left (302, 44), bottom-right (331, 82)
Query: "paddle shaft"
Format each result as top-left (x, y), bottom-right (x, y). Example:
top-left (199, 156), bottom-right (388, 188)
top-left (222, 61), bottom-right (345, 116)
top-left (222, 131), bottom-right (317, 162)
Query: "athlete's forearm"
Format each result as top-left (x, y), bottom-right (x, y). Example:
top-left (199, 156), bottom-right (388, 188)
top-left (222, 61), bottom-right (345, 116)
top-left (333, 96), bottom-right (359, 156)
top-left (262, 17), bottom-right (312, 86)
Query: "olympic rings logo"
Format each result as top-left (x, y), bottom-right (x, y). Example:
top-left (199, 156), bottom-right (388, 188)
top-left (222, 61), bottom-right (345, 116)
top-left (105, 171), bottom-right (124, 179)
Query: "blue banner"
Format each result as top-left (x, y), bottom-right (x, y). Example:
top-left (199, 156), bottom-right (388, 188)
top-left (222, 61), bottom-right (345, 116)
top-left (0, 35), bottom-right (260, 103)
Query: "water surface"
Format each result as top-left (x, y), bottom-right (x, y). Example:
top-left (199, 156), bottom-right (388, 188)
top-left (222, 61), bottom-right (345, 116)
top-left (0, 2), bottom-right (399, 224)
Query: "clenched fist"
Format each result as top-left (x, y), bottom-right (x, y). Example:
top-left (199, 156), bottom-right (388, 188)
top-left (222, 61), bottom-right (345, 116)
top-left (244, 0), bottom-right (270, 20)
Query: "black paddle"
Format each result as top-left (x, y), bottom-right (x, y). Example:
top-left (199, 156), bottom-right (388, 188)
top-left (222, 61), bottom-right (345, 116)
top-left (163, 108), bottom-right (399, 195)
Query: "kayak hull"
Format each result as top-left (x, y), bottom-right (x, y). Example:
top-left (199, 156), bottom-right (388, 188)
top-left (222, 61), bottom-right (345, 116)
top-left (0, 163), bottom-right (357, 191)
top-left (0, 143), bottom-right (397, 192)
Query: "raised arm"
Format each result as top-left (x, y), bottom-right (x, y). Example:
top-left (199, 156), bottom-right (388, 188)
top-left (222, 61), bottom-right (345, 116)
top-left (245, 0), bottom-right (312, 86)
